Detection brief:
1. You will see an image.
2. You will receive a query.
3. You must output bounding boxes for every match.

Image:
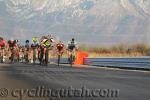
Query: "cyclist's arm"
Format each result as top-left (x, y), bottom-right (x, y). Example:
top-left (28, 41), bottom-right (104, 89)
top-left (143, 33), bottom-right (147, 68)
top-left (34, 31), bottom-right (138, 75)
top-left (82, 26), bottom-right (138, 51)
top-left (74, 42), bottom-right (78, 51)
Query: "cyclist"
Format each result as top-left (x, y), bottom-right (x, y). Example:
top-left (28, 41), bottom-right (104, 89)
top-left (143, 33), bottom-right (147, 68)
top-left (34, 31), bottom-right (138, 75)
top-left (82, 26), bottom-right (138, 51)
top-left (25, 40), bottom-right (30, 63)
top-left (0, 37), bottom-right (7, 63)
top-left (14, 40), bottom-right (20, 62)
top-left (45, 35), bottom-right (54, 65)
top-left (31, 37), bottom-right (39, 64)
top-left (39, 35), bottom-right (54, 65)
top-left (8, 39), bottom-right (17, 63)
top-left (56, 41), bottom-right (65, 66)
top-left (56, 41), bottom-right (64, 55)
top-left (67, 38), bottom-right (78, 65)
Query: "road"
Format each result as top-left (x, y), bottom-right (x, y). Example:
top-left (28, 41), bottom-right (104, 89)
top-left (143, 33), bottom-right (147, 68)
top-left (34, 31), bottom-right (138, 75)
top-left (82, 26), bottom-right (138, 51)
top-left (0, 63), bottom-right (150, 100)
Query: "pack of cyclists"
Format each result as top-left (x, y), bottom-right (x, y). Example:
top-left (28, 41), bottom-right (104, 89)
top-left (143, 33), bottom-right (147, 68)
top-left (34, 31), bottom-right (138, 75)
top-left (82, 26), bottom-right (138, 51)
top-left (0, 35), bottom-right (78, 66)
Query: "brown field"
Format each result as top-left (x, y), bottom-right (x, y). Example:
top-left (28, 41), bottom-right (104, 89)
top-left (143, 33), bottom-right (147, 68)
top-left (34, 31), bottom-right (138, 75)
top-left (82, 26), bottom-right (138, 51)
top-left (78, 44), bottom-right (150, 57)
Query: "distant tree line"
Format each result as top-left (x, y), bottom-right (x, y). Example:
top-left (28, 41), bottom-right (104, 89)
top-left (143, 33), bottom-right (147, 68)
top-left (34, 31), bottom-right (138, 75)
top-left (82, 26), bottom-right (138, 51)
top-left (79, 44), bottom-right (150, 56)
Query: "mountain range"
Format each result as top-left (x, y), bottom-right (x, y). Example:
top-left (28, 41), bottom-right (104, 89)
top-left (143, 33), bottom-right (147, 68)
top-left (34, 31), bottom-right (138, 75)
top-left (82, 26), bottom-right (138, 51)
top-left (0, 0), bottom-right (150, 45)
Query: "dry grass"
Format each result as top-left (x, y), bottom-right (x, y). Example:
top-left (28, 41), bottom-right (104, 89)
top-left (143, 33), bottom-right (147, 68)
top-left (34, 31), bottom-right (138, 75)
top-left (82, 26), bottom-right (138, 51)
top-left (79, 44), bottom-right (150, 57)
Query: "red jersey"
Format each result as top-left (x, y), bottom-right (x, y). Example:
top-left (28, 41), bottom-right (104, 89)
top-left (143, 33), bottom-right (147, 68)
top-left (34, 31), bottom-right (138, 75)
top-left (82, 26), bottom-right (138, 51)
top-left (0, 40), bottom-right (6, 47)
top-left (8, 40), bottom-right (16, 48)
top-left (56, 43), bottom-right (64, 51)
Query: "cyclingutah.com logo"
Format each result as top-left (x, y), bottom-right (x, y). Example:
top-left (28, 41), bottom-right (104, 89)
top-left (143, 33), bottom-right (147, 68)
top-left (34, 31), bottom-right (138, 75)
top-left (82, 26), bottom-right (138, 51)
top-left (0, 86), bottom-right (120, 100)
top-left (0, 88), bottom-right (9, 97)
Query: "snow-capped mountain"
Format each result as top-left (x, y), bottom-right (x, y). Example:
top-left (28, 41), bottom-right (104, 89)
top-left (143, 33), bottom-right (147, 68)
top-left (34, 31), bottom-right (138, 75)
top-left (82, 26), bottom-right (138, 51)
top-left (0, 0), bottom-right (150, 45)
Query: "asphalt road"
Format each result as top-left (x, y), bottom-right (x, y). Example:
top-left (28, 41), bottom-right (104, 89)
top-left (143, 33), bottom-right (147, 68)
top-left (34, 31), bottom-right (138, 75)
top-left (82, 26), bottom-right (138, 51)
top-left (0, 63), bottom-right (150, 100)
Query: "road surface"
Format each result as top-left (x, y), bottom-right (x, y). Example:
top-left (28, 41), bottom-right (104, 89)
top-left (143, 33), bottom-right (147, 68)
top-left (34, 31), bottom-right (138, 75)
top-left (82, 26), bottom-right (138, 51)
top-left (0, 63), bottom-right (150, 100)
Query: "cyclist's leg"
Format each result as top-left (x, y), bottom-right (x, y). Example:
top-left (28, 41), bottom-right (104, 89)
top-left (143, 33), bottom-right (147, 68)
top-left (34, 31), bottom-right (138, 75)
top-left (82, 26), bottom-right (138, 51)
top-left (38, 50), bottom-right (40, 62)
top-left (57, 51), bottom-right (60, 65)
top-left (33, 49), bottom-right (36, 63)
top-left (11, 48), bottom-right (14, 63)
top-left (73, 49), bottom-right (76, 62)
top-left (67, 50), bottom-right (71, 62)
top-left (27, 51), bottom-right (29, 63)
top-left (22, 52), bottom-right (24, 62)
top-left (25, 51), bottom-right (27, 63)
top-left (69, 50), bottom-right (74, 63)
top-left (45, 48), bottom-right (49, 65)
top-left (70, 52), bottom-right (73, 66)
top-left (40, 49), bottom-right (44, 65)
top-left (25, 50), bottom-right (29, 63)
top-left (32, 49), bottom-right (35, 63)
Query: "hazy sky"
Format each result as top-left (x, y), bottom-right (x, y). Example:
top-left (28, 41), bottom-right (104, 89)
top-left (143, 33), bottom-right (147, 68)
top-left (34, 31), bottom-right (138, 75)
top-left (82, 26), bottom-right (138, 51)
top-left (0, 0), bottom-right (150, 46)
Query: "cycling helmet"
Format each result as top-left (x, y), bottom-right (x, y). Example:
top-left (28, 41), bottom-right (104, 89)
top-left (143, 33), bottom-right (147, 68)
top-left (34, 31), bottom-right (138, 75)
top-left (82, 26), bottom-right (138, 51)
top-left (42, 36), bottom-right (47, 39)
top-left (41, 36), bottom-right (46, 42)
top-left (72, 38), bottom-right (75, 41)
top-left (26, 40), bottom-right (29, 43)
top-left (32, 37), bottom-right (38, 43)
top-left (47, 34), bottom-right (51, 37)
top-left (46, 34), bottom-right (54, 43)
top-left (8, 39), bottom-right (14, 44)
top-left (47, 34), bottom-right (51, 38)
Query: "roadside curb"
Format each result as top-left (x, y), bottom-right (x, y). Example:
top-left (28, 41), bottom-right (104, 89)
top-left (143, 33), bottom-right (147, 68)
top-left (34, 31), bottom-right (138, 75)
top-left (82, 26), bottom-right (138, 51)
top-left (64, 64), bottom-right (150, 73)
